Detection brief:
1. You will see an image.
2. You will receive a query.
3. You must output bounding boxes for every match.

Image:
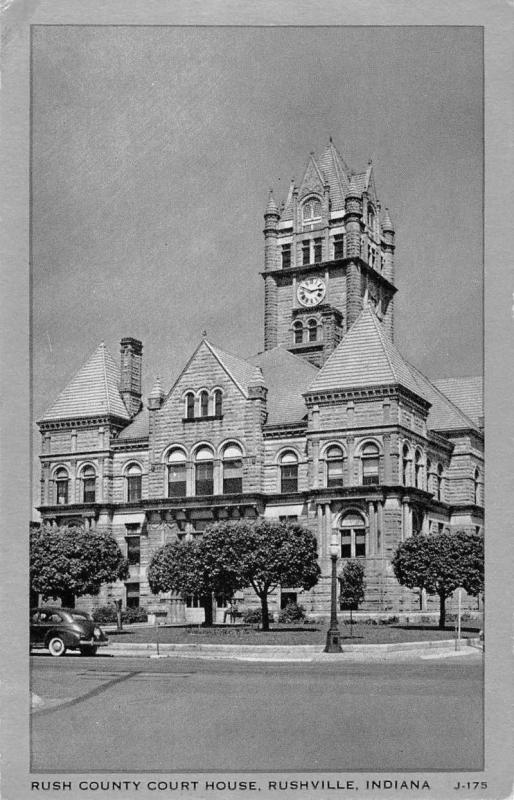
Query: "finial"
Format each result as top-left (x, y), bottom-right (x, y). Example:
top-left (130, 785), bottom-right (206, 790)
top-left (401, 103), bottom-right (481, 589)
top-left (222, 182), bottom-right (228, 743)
top-left (329, 135), bottom-right (333, 143)
top-left (201, 329), bottom-right (207, 338)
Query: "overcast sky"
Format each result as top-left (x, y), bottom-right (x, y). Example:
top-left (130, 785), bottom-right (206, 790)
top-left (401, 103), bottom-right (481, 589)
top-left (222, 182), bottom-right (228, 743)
top-left (31, 25), bottom-right (483, 513)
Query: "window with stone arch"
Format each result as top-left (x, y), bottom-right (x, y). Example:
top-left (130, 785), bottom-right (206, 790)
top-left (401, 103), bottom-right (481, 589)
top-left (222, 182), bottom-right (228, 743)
top-left (200, 390), bottom-right (209, 417)
top-left (125, 462), bottom-right (142, 503)
top-left (81, 464), bottom-right (96, 503)
top-left (339, 511), bottom-right (366, 559)
top-left (195, 446), bottom-right (214, 496)
top-left (55, 467), bottom-right (69, 505)
top-left (302, 197), bottom-right (322, 228)
top-left (222, 443), bottom-right (243, 494)
top-left (360, 442), bottom-right (380, 485)
top-left (307, 318), bottom-right (318, 342)
top-left (325, 445), bottom-right (345, 488)
top-left (473, 468), bottom-right (481, 505)
top-left (435, 464), bottom-right (444, 502)
top-left (414, 450), bottom-right (424, 489)
top-left (401, 444), bottom-right (411, 486)
top-left (167, 449), bottom-right (187, 497)
top-left (279, 450), bottom-right (299, 493)
top-left (185, 392), bottom-right (195, 419)
top-left (293, 320), bottom-right (304, 345)
top-left (213, 388), bottom-right (223, 417)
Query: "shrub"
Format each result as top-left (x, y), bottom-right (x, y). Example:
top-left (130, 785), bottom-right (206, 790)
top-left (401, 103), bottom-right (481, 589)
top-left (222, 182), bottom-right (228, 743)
top-left (242, 608), bottom-right (262, 624)
top-left (91, 605), bottom-right (148, 623)
top-left (91, 606), bottom-right (117, 623)
top-left (123, 606), bottom-right (148, 623)
top-left (278, 602), bottom-right (307, 624)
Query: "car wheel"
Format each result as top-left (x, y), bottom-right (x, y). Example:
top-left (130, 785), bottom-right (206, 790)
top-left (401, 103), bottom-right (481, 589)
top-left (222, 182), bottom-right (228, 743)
top-left (80, 645), bottom-right (98, 657)
top-left (47, 636), bottom-right (66, 657)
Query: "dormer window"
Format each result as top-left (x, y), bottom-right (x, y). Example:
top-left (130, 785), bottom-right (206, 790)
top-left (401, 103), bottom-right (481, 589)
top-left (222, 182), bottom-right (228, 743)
top-left (302, 199), bottom-right (322, 228)
top-left (214, 389), bottom-right (223, 417)
top-left (185, 392), bottom-right (195, 419)
top-left (200, 390), bottom-right (209, 417)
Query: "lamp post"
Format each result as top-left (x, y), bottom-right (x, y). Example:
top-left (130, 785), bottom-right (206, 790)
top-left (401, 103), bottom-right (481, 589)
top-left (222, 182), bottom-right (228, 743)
top-left (324, 531), bottom-right (342, 653)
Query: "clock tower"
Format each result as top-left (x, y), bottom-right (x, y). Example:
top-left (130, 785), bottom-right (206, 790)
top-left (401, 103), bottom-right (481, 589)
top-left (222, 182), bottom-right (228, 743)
top-left (262, 140), bottom-right (397, 366)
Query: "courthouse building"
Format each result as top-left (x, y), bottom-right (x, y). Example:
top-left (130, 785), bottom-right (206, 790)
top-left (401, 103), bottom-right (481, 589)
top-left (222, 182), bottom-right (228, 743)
top-left (37, 140), bottom-right (484, 619)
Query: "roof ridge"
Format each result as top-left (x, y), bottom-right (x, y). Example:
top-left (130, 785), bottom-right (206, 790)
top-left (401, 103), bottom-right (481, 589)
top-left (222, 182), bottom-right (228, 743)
top-left (370, 307), bottom-right (398, 380)
top-left (100, 343), bottom-right (112, 415)
top-left (204, 340), bottom-right (248, 397)
top-left (407, 362), bottom-right (478, 430)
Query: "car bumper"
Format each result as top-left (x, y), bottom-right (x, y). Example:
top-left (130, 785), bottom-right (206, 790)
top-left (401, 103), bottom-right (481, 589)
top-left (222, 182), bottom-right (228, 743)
top-left (79, 637), bottom-right (108, 647)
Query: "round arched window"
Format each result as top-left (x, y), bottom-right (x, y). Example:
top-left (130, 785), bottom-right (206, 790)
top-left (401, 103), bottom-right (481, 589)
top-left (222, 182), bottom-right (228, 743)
top-left (293, 320), bottom-right (303, 345)
top-left (223, 444), bottom-right (243, 494)
top-left (195, 447), bottom-right (214, 495)
top-left (168, 449), bottom-right (187, 497)
top-left (126, 463), bottom-right (142, 502)
top-left (307, 318), bottom-right (318, 342)
top-left (81, 465), bottom-right (96, 503)
top-left (326, 446), bottom-right (344, 488)
top-left (339, 512), bottom-right (366, 558)
top-left (55, 468), bottom-right (69, 505)
top-left (302, 199), bottom-right (322, 225)
top-left (280, 451), bottom-right (299, 493)
top-left (361, 443), bottom-right (380, 485)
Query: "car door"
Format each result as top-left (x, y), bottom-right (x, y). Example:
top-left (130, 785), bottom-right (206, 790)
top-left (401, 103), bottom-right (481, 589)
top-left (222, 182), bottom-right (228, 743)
top-left (30, 610), bottom-right (47, 646)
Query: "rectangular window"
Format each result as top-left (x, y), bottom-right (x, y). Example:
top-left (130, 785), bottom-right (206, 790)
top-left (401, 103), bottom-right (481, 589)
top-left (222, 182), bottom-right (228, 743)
top-left (125, 582), bottom-right (140, 608)
top-left (327, 461), bottom-right (344, 488)
top-left (302, 241), bottom-right (310, 266)
top-left (280, 465), bottom-right (298, 493)
top-left (168, 463), bottom-right (186, 497)
top-left (223, 459), bottom-right (243, 494)
top-left (334, 234), bottom-right (344, 260)
top-left (195, 462), bottom-right (214, 495)
top-left (314, 238), bottom-right (322, 263)
top-left (281, 244), bottom-right (291, 269)
top-left (127, 475), bottom-right (142, 502)
top-left (355, 531), bottom-right (366, 557)
top-left (83, 479), bottom-right (96, 503)
top-left (126, 536), bottom-right (141, 566)
top-left (341, 532), bottom-right (352, 558)
top-left (56, 481), bottom-right (68, 505)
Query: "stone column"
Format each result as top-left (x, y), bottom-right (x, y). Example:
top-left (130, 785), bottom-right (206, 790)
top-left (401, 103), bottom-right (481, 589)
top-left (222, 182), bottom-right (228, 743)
top-left (368, 501), bottom-right (375, 555)
top-left (98, 457), bottom-right (104, 503)
top-left (377, 501), bottom-right (384, 555)
top-left (346, 435), bottom-right (355, 486)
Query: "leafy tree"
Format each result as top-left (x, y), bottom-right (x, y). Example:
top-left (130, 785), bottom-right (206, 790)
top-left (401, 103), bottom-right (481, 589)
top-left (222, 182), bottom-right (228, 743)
top-left (200, 520), bottom-right (321, 631)
top-left (147, 538), bottom-right (242, 626)
top-left (339, 560), bottom-right (366, 610)
top-left (391, 530), bottom-right (484, 628)
top-left (30, 524), bottom-right (128, 608)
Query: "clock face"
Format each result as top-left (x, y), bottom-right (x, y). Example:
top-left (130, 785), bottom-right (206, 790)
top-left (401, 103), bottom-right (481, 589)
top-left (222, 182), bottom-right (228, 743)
top-left (297, 277), bottom-right (326, 307)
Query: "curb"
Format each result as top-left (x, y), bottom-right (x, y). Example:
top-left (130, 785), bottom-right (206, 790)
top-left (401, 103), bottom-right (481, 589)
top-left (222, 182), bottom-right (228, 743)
top-left (102, 638), bottom-right (482, 660)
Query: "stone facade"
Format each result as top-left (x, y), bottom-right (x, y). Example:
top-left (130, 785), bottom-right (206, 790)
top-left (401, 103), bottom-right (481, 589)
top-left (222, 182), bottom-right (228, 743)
top-left (37, 140), bottom-right (484, 621)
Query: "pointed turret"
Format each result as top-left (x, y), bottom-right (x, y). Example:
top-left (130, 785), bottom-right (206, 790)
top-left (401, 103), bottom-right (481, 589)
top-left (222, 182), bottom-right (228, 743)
top-left (381, 206), bottom-right (395, 233)
top-left (148, 376), bottom-right (164, 410)
top-left (264, 189), bottom-right (279, 217)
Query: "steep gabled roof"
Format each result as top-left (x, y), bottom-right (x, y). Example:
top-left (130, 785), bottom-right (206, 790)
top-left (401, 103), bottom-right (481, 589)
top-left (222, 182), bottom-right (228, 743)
top-left (166, 338), bottom-right (263, 401)
top-left (307, 304), bottom-right (423, 398)
top-left (409, 368), bottom-right (481, 433)
top-left (318, 140), bottom-right (351, 212)
top-left (432, 376), bottom-right (483, 428)
top-left (248, 347), bottom-right (319, 425)
top-left (40, 343), bottom-right (130, 422)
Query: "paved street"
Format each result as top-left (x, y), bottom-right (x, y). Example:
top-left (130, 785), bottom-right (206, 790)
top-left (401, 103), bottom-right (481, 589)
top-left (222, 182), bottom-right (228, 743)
top-left (31, 651), bottom-right (483, 773)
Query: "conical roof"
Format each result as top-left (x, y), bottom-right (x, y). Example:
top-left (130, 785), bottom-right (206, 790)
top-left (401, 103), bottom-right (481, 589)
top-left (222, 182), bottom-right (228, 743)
top-left (307, 304), bottom-right (424, 399)
top-left (264, 189), bottom-right (279, 216)
top-left (39, 343), bottom-right (130, 422)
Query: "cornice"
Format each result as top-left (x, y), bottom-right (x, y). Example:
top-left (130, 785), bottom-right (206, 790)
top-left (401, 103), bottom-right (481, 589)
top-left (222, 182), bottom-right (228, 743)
top-left (38, 416), bottom-right (128, 432)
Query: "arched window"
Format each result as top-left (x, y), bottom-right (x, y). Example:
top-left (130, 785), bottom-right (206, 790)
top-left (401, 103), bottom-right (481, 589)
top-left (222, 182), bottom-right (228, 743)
top-left (280, 451), bottom-right (298, 493)
top-left (200, 390), bottom-right (209, 417)
top-left (168, 449), bottom-right (187, 497)
top-left (81, 465), bottom-right (96, 503)
top-left (222, 444), bottom-right (243, 494)
top-left (474, 468), bottom-right (481, 505)
top-left (214, 389), bottom-right (223, 417)
top-left (185, 392), bottom-right (195, 420)
top-left (339, 511), bottom-right (366, 558)
top-left (367, 204), bottom-right (376, 232)
top-left (302, 199), bottom-right (322, 226)
top-left (55, 468), bottom-right (69, 505)
top-left (361, 443), bottom-right (380, 485)
top-left (415, 450), bottom-right (424, 489)
top-left (307, 318), bottom-right (318, 342)
top-left (326, 445), bottom-right (345, 488)
top-left (293, 320), bottom-right (304, 345)
top-left (426, 458), bottom-right (432, 494)
top-left (126, 463), bottom-right (142, 502)
top-left (195, 447), bottom-right (214, 495)
top-left (402, 444), bottom-right (411, 486)
top-left (436, 464), bottom-right (444, 502)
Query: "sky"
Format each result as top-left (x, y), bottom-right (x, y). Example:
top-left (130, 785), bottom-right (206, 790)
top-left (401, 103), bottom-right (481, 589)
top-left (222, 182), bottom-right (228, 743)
top-left (31, 25), bottom-right (483, 515)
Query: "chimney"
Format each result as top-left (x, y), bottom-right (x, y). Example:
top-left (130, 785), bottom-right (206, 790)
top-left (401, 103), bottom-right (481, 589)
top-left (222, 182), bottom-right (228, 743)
top-left (120, 337), bottom-right (143, 417)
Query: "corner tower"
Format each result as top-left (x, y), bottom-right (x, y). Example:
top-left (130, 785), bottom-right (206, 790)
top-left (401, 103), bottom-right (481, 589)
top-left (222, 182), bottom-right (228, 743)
top-left (262, 140), bottom-right (397, 366)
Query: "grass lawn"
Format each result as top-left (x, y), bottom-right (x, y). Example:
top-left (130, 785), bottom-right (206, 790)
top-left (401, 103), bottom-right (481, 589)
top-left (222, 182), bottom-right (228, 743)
top-left (106, 622), bottom-right (481, 646)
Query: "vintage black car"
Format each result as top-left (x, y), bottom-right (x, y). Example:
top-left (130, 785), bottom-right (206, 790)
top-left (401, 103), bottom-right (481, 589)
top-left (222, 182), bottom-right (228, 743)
top-left (30, 607), bottom-right (108, 657)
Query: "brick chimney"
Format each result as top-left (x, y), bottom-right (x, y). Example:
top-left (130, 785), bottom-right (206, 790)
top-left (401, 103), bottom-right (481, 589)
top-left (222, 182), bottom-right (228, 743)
top-left (119, 338), bottom-right (143, 417)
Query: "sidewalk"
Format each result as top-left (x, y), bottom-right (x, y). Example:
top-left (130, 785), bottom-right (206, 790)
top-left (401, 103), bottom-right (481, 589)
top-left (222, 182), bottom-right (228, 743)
top-left (102, 637), bottom-right (482, 662)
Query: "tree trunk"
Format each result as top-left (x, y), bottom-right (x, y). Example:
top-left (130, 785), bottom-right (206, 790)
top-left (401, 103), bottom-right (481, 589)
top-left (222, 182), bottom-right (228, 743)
top-left (61, 590), bottom-right (75, 608)
top-left (260, 594), bottom-right (270, 631)
top-left (202, 593), bottom-right (214, 627)
top-left (438, 590), bottom-right (446, 629)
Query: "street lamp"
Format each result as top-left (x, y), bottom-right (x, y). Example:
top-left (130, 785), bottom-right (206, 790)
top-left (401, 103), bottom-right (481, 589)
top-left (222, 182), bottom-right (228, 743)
top-left (324, 530), bottom-right (342, 653)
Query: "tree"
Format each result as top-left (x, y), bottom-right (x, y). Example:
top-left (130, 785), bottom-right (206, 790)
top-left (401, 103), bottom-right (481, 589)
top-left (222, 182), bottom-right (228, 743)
top-left (391, 530), bottom-right (484, 628)
top-left (199, 520), bottom-right (321, 631)
top-left (147, 538), bottom-right (242, 626)
top-left (30, 524), bottom-right (128, 608)
top-left (339, 560), bottom-right (366, 609)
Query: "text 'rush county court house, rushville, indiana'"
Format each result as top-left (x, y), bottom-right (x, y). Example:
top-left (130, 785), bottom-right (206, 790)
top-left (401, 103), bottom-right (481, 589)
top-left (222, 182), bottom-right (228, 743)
top-left (36, 141), bottom-right (484, 621)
